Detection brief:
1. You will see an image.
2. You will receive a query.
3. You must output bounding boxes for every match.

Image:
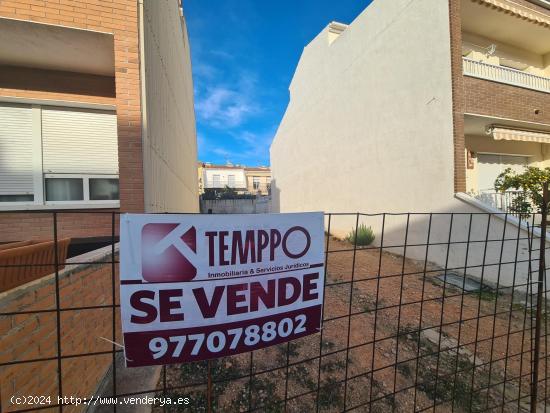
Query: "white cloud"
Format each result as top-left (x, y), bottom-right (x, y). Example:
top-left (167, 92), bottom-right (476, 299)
top-left (209, 49), bottom-right (234, 60)
top-left (193, 62), bottom-right (221, 81)
top-left (199, 128), bottom-right (275, 166)
top-left (194, 69), bottom-right (261, 129)
top-left (231, 128), bottom-right (276, 164)
top-left (195, 83), bottom-right (258, 128)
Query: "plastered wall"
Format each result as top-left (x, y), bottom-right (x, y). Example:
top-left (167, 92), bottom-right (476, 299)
top-left (141, 0), bottom-right (199, 213)
top-left (271, 0), bottom-right (456, 217)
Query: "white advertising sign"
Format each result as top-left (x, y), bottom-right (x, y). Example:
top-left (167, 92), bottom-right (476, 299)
top-left (119, 212), bottom-right (325, 367)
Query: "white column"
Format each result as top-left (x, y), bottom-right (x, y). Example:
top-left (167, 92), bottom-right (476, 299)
top-left (31, 105), bottom-right (44, 204)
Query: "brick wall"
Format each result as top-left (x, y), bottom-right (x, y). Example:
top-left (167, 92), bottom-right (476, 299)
top-left (463, 76), bottom-right (550, 125)
top-left (0, 0), bottom-right (144, 212)
top-left (0, 253), bottom-right (120, 412)
top-left (0, 211), bottom-right (118, 243)
top-left (0, 66), bottom-right (116, 101)
top-left (449, 0), bottom-right (550, 193)
top-left (449, 0), bottom-right (466, 193)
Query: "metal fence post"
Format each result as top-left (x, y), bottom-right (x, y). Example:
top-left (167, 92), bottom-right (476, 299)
top-left (532, 182), bottom-right (548, 412)
top-left (52, 212), bottom-right (64, 412)
top-left (207, 360), bottom-right (213, 413)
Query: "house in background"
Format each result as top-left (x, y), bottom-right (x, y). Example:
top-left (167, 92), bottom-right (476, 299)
top-left (0, 0), bottom-right (199, 242)
top-left (200, 163), bottom-right (248, 193)
top-left (270, 0), bottom-right (550, 285)
top-left (198, 162), bottom-right (272, 196)
top-left (198, 161), bottom-right (205, 194)
top-left (245, 166), bottom-right (272, 196)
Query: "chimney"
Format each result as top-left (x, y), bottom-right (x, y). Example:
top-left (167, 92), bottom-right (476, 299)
top-left (328, 21), bottom-right (347, 45)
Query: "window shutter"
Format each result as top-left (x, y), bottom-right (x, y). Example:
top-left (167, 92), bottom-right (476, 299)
top-left (0, 103), bottom-right (33, 195)
top-left (42, 107), bottom-right (118, 174)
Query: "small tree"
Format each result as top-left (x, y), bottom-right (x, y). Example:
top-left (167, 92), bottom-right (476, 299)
top-left (493, 167), bottom-right (550, 217)
top-left (218, 185), bottom-right (238, 199)
top-left (202, 188), bottom-right (218, 200)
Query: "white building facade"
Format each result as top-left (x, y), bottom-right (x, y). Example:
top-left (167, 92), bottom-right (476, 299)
top-left (202, 166), bottom-right (247, 190)
top-left (270, 0), bottom-right (550, 290)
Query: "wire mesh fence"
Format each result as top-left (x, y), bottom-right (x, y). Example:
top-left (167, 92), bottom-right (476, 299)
top-left (0, 209), bottom-right (549, 412)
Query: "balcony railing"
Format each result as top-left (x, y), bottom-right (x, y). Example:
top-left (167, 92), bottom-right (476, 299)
top-left (474, 191), bottom-right (524, 213)
top-left (463, 57), bottom-right (550, 94)
top-left (473, 190), bottom-right (544, 224)
top-left (204, 180), bottom-right (247, 189)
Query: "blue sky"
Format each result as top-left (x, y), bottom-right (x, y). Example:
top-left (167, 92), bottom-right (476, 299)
top-left (185, 0), bottom-right (372, 167)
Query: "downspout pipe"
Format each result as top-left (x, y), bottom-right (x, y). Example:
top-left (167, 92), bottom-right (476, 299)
top-left (137, 0), bottom-right (151, 212)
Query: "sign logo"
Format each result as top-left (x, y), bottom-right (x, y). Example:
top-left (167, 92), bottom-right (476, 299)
top-left (141, 223), bottom-right (197, 282)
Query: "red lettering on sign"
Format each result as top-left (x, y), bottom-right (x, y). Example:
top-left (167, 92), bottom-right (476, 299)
top-left (159, 289), bottom-right (184, 322)
top-left (303, 273), bottom-right (320, 301)
top-left (206, 231), bottom-right (217, 266)
top-left (219, 231), bottom-right (230, 265)
top-left (227, 284), bottom-right (248, 315)
top-left (269, 229), bottom-right (281, 260)
top-left (278, 277), bottom-right (301, 306)
top-left (204, 227), bottom-right (311, 266)
top-left (250, 279), bottom-right (276, 311)
top-left (193, 286), bottom-right (224, 318)
top-left (130, 290), bottom-right (157, 324)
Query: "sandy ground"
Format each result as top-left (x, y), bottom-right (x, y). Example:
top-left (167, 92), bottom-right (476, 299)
top-left (154, 238), bottom-right (549, 412)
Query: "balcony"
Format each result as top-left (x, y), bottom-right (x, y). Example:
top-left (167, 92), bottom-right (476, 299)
top-left (204, 180), bottom-right (247, 189)
top-left (463, 57), bottom-right (550, 94)
top-left (474, 191), bottom-right (524, 214)
top-left (473, 190), bottom-right (544, 225)
top-left (0, 18), bottom-right (116, 99)
top-left (252, 182), bottom-right (271, 195)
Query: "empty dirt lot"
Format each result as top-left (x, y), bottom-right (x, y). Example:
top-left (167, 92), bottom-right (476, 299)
top-left (156, 237), bottom-right (549, 412)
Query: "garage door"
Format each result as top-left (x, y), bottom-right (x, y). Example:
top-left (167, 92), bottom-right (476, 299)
top-left (0, 103), bottom-right (33, 196)
top-left (477, 154), bottom-right (528, 193)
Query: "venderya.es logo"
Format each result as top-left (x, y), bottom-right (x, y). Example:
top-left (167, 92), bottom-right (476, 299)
top-left (141, 223), bottom-right (198, 282)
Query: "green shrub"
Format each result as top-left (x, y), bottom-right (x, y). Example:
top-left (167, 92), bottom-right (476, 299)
top-left (346, 224), bottom-right (375, 246)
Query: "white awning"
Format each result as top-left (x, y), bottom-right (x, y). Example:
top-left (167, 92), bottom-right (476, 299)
top-left (473, 0), bottom-right (550, 27)
top-left (491, 127), bottom-right (550, 144)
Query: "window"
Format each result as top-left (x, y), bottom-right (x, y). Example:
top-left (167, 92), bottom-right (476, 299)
top-left (44, 175), bottom-right (119, 203)
top-left (0, 195), bottom-right (34, 202)
top-left (227, 174), bottom-right (236, 187)
top-left (90, 178), bottom-right (119, 200)
top-left (253, 177), bottom-right (260, 190)
top-left (212, 174), bottom-right (221, 187)
top-left (46, 178), bottom-right (84, 201)
top-left (0, 104), bottom-right (33, 200)
top-left (0, 103), bottom-right (118, 208)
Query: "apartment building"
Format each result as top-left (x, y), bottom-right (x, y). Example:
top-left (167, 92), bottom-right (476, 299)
top-left (200, 163), bottom-right (248, 192)
top-left (245, 166), bottom-right (271, 195)
top-left (270, 0), bottom-right (550, 282)
top-left (272, 0), bottom-right (550, 215)
top-left (0, 0), bottom-right (199, 242)
top-left (199, 162), bottom-right (272, 195)
top-left (457, 0), bottom-right (550, 206)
